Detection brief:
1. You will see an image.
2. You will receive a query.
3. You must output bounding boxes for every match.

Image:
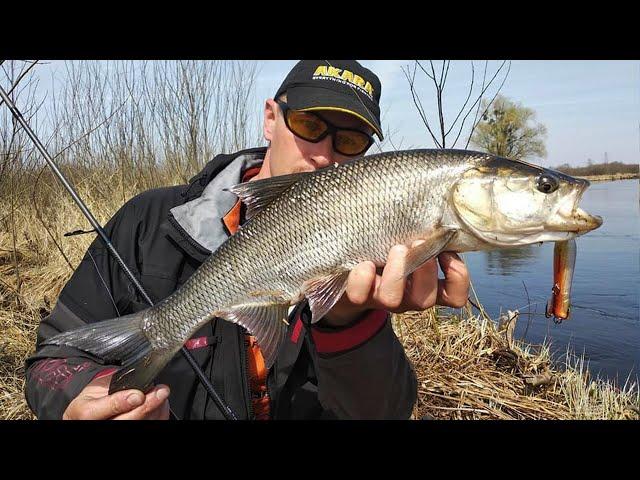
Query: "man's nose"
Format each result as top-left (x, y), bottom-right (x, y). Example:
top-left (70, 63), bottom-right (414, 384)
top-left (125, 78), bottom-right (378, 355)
top-left (308, 136), bottom-right (336, 169)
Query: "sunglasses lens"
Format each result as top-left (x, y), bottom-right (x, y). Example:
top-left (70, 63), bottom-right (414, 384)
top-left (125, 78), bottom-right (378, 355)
top-left (334, 130), bottom-right (371, 156)
top-left (281, 103), bottom-right (372, 156)
top-left (287, 111), bottom-right (328, 141)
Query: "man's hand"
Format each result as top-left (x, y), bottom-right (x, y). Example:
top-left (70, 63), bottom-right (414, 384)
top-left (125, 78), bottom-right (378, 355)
top-left (324, 241), bottom-right (470, 327)
top-left (62, 372), bottom-right (170, 420)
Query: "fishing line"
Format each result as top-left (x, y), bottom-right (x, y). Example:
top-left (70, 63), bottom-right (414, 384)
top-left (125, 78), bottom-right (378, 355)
top-left (86, 249), bottom-right (121, 318)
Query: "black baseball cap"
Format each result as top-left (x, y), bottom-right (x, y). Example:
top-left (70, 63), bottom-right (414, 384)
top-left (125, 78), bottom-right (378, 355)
top-left (274, 60), bottom-right (384, 140)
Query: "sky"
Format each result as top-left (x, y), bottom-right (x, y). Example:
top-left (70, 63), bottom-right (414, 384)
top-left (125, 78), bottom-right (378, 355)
top-left (252, 60), bottom-right (639, 167)
top-left (11, 60), bottom-right (640, 168)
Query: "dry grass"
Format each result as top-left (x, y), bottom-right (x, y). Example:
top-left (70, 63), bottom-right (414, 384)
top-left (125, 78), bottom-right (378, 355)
top-left (1, 171), bottom-right (638, 420)
top-left (0, 173), bottom-right (140, 420)
top-left (394, 308), bottom-right (639, 420)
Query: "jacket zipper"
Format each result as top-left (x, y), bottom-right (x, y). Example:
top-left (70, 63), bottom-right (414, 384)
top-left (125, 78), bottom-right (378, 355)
top-left (265, 355), bottom-right (274, 420)
top-left (239, 328), bottom-right (254, 420)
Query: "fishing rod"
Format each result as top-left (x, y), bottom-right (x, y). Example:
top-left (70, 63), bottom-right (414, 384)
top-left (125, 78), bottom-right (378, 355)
top-left (0, 77), bottom-right (238, 421)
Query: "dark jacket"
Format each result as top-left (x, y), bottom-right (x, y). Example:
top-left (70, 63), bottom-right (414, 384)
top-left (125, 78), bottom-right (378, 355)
top-left (25, 147), bottom-right (418, 420)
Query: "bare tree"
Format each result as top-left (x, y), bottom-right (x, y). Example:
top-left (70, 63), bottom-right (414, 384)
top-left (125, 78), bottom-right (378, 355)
top-left (0, 60), bottom-right (49, 295)
top-left (402, 60), bottom-right (512, 149)
top-left (38, 60), bottom-right (262, 188)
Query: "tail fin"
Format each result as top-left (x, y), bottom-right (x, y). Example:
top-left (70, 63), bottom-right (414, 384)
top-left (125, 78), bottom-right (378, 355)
top-left (41, 312), bottom-right (171, 394)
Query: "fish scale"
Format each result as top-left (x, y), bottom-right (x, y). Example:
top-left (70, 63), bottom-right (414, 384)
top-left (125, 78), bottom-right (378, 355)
top-left (145, 150), bottom-right (470, 346)
top-left (43, 148), bottom-right (602, 393)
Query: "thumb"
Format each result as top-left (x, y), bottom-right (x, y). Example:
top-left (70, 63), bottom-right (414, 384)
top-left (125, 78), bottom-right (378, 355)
top-left (77, 388), bottom-right (146, 420)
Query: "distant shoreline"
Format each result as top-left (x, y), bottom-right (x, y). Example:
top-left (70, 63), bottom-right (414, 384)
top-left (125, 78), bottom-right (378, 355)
top-left (576, 173), bottom-right (639, 182)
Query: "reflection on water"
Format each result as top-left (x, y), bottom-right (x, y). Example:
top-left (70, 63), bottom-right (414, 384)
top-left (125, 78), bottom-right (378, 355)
top-left (484, 245), bottom-right (539, 276)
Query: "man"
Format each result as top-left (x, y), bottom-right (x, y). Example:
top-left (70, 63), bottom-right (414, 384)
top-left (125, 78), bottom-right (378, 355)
top-left (25, 60), bottom-right (470, 420)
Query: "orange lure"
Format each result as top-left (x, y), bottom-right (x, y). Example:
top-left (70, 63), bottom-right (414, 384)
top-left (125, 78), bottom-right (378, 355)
top-left (546, 239), bottom-right (577, 321)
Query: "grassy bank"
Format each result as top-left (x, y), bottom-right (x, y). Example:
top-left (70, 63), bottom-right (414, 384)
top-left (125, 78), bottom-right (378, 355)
top-left (576, 173), bottom-right (638, 182)
top-left (554, 161), bottom-right (638, 180)
top-left (396, 309), bottom-right (639, 420)
top-left (1, 173), bottom-right (638, 420)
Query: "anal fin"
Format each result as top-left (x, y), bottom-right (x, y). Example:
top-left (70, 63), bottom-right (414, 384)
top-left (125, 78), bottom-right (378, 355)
top-left (217, 303), bottom-right (290, 369)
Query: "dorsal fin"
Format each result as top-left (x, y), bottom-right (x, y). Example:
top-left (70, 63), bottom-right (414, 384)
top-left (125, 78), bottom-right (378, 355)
top-left (227, 171), bottom-right (311, 219)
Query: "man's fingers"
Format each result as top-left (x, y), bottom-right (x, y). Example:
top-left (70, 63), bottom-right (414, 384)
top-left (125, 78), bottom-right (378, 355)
top-left (436, 252), bottom-right (470, 308)
top-left (343, 261), bottom-right (376, 306)
top-left (68, 388), bottom-right (144, 420)
top-left (113, 385), bottom-right (170, 420)
top-left (327, 246), bottom-right (469, 320)
top-left (134, 399), bottom-right (169, 420)
top-left (146, 397), bottom-right (171, 420)
top-left (374, 245), bottom-right (409, 310)
top-left (405, 253), bottom-right (439, 310)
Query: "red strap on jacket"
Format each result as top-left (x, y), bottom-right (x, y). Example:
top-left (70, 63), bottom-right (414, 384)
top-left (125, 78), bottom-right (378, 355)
top-left (290, 309), bottom-right (388, 353)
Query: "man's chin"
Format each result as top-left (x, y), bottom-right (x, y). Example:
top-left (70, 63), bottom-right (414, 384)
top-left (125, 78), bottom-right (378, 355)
top-left (289, 160), bottom-right (317, 175)
top-left (291, 167), bottom-right (316, 174)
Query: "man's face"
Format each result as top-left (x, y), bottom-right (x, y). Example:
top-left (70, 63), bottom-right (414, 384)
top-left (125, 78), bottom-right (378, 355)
top-left (262, 98), bottom-right (375, 177)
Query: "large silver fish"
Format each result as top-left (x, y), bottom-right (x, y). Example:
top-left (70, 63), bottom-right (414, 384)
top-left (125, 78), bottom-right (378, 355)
top-left (43, 149), bottom-right (603, 393)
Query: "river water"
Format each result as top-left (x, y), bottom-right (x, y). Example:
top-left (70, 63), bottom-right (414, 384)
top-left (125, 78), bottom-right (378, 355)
top-left (459, 179), bottom-right (639, 385)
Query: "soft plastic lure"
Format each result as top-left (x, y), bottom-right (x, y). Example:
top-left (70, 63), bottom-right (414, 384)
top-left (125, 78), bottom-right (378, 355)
top-left (546, 239), bottom-right (577, 322)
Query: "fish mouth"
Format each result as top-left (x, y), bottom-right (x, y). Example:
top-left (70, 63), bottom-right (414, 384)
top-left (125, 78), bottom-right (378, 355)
top-left (545, 179), bottom-right (603, 236)
top-left (552, 206), bottom-right (603, 233)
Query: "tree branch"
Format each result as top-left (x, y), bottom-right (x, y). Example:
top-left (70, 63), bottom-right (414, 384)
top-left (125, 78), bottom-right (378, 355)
top-left (464, 61), bottom-right (512, 148)
top-left (429, 61), bottom-right (446, 147)
top-left (416, 60), bottom-right (435, 81)
top-left (457, 60), bottom-right (511, 148)
top-left (445, 61), bottom-right (475, 138)
top-left (0, 60), bottom-right (41, 108)
top-left (403, 63), bottom-right (442, 147)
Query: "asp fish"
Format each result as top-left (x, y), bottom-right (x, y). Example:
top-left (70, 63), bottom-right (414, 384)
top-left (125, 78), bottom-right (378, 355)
top-left (43, 149), bottom-right (603, 393)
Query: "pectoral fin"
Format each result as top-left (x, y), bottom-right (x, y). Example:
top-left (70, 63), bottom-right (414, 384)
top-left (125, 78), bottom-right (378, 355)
top-left (302, 270), bottom-right (351, 324)
top-left (404, 228), bottom-right (457, 277)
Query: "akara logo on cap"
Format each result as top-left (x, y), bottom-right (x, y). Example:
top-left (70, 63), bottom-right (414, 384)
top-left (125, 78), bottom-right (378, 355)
top-left (312, 65), bottom-right (375, 99)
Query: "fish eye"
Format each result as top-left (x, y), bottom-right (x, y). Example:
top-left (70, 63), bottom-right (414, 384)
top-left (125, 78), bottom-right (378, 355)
top-left (536, 174), bottom-right (559, 194)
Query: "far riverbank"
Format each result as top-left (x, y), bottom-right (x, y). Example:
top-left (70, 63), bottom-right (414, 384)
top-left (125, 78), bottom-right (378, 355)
top-left (576, 173), bottom-right (638, 182)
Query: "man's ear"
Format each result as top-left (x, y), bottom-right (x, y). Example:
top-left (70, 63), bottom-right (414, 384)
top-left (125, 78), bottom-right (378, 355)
top-left (263, 99), bottom-right (277, 142)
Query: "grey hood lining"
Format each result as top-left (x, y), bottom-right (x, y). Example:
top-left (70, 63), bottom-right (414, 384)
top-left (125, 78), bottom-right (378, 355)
top-left (170, 153), bottom-right (264, 253)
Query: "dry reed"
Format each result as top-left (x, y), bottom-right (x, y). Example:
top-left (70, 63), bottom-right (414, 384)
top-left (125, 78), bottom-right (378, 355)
top-left (394, 309), bottom-right (639, 420)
